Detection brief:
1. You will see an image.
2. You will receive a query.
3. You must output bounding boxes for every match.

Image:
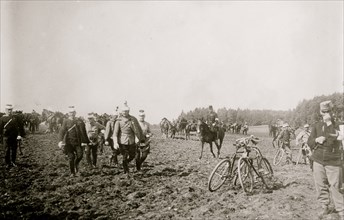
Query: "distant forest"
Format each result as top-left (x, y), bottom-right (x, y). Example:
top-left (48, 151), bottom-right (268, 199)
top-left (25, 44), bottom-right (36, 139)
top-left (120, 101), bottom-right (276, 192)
top-left (176, 92), bottom-right (344, 127)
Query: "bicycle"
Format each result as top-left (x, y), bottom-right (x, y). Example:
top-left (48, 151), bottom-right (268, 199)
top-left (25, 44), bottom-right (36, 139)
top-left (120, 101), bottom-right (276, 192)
top-left (208, 135), bottom-right (273, 193)
top-left (273, 140), bottom-right (294, 165)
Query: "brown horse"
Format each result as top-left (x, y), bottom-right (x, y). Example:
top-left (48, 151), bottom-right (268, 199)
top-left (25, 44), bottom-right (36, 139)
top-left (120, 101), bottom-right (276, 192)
top-left (196, 119), bottom-right (225, 159)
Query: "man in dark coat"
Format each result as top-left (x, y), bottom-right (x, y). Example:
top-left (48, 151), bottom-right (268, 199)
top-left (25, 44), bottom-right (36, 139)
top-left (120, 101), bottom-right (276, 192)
top-left (0, 104), bottom-right (25, 169)
top-left (58, 106), bottom-right (89, 177)
top-left (307, 101), bottom-right (344, 219)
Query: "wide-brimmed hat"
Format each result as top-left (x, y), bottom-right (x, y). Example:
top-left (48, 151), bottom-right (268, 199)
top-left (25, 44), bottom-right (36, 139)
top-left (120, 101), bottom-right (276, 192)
top-left (5, 104), bottom-right (13, 109)
top-left (320, 100), bottom-right (333, 112)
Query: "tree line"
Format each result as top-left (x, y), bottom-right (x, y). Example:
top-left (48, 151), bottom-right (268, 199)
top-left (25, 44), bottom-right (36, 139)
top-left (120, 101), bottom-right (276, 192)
top-left (177, 92), bottom-right (343, 127)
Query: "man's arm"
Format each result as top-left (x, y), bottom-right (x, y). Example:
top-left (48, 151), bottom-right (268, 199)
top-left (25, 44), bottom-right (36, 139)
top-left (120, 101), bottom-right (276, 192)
top-left (307, 125), bottom-right (317, 150)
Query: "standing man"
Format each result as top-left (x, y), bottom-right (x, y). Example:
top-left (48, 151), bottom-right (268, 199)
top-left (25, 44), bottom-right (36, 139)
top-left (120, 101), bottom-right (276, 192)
top-left (104, 107), bottom-right (120, 167)
top-left (296, 124), bottom-right (311, 164)
top-left (136, 110), bottom-right (153, 171)
top-left (307, 101), bottom-right (344, 219)
top-left (58, 106), bottom-right (89, 177)
top-left (113, 102), bottom-right (144, 176)
top-left (277, 123), bottom-right (293, 164)
top-left (0, 104), bottom-right (25, 169)
top-left (85, 113), bottom-right (105, 169)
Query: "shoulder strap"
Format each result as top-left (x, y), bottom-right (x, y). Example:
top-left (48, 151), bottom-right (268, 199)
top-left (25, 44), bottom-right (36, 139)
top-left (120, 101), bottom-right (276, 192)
top-left (67, 124), bottom-right (76, 132)
top-left (4, 119), bottom-right (13, 129)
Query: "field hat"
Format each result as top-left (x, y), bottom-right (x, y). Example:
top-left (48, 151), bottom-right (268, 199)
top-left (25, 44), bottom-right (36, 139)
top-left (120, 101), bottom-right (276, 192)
top-left (5, 104), bottom-right (13, 109)
top-left (320, 100), bottom-right (333, 112)
top-left (304, 124), bottom-right (310, 128)
top-left (68, 106), bottom-right (76, 113)
top-left (139, 110), bottom-right (145, 117)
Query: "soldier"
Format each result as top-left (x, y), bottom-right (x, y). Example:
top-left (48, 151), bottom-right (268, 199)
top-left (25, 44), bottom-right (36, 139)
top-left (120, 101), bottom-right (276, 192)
top-left (136, 110), bottom-right (153, 171)
top-left (58, 106), bottom-right (89, 177)
top-left (85, 113), bottom-right (105, 169)
top-left (295, 124), bottom-right (311, 164)
top-left (104, 107), bottom-right (120, 167)
top-left (0, 104), bottom-right (25, 169)
top-left (307, 101), bottom-right (344, 219)
top-left (113, 102), bottom-right (144, 176)
top-left (277, 123), bottom-right (293, 164)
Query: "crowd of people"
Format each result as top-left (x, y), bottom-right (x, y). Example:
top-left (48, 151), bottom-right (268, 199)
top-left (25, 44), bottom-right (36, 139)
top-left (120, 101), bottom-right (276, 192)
top-left (0, 101), bottom-right (343, 219)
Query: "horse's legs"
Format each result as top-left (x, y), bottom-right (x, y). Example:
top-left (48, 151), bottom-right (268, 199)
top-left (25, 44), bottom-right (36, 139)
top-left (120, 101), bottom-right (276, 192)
top-left (199, 142), bottom-right (204, 160)
top-left (213, 140), bottom-right (220, 158)
top-left (209, 142), bottom-right (216, 158)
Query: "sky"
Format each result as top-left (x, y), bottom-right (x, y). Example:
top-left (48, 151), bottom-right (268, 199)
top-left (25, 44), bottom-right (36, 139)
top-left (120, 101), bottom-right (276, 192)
top-left (1, 1), bottom-right (343, 124)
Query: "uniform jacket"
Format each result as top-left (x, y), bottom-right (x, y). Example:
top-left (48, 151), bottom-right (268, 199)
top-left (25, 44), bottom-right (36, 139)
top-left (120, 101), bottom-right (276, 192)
top-left (104, 119), bottom-right (116, 141)
top-left (0, 115), bottom-right (25, 140)
top-left (277, 128), bottom-right (291, 143)
top-left (113, 115), bottom-right (144, 145)
top-left (307, 121), bottom-right (342, 166)
top-left (59, 118), bottom-right (89, 146)
top-left (138, 121), bottom-right (151, 137)
top-left (296, 130), bottom-right (310, 146)
top-left (85, 121), bottom-right (105, 143)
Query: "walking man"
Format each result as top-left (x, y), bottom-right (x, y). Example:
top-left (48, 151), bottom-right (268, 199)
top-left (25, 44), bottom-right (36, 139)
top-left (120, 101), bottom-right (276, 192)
top-left (277, 123), bottom-right (293, 164)
top-left (0, 104), bottom-right (25, 169)
top-left (58, 106), bottom-right (89, 177)
top-left (104, 107), bottom-right (120, 167)
top-left (113, 102), bottom-right (144, 176)
top-left (307, 100), bottom-right (344, 219)
top-left (136, 110), bottom-right (153, 171)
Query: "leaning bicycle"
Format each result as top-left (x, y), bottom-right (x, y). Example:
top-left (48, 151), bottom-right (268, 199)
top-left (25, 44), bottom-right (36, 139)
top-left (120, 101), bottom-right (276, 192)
top-left (208, 135), bottom-right (273, 193)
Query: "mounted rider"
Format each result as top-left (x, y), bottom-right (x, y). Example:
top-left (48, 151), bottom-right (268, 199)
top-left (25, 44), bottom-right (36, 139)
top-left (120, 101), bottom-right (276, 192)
top-left (206, 105), bottom-right (220, 137)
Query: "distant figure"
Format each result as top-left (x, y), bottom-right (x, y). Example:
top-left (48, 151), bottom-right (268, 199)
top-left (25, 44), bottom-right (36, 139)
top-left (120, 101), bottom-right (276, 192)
top-left (58, 106), bottom-right (89, 177)
top-left (295, 124), bottom-right (311, 164)
top-left (276, 123), bottom-right (293, 164)
top-left (0, 104), bottom-right (25, 169)
top-left (307, 101), bottom-right (344, 219)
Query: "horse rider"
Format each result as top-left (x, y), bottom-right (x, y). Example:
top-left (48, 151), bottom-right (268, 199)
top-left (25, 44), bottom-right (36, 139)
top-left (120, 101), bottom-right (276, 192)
top-left (0, 104), bottom-right (25, 169)
top-left (295, 124), bottom-right (311, 164)
top-left (113, 102), bottom-right (145, 177)
top-left (276, 122), bottom-right (293, 164)
top-left (307, 100), bottom-right (344, 219)
top-left (104, 107), bottom-right (120, 167)
top-left (206, 105), bottom-right (219, 136)
top-left (136, 110), bottom-right (153, 171)
top-left (85, 113), bottom-right (105, 169)
top-left (58, 106), bottom-right (89, 177)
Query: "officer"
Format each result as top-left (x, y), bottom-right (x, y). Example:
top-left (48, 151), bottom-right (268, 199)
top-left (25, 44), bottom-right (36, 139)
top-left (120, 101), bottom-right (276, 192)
top-left (0, 104), bottom-right (25, 169)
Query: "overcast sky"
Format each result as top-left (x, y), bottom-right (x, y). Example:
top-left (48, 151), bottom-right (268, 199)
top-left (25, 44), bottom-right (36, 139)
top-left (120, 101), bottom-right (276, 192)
top-left (1, 1), bottom-right (343, 124)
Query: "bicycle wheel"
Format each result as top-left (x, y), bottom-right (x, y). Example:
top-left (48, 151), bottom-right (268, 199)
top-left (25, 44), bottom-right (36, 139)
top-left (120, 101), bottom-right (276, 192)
top-left (273, 148), bottom-right (284, 165)
top-left (237, 158), bottom-right (253, 193)
top-left (208, 159), bottom-right (232, 192)
top-left (258, 157), bottom-right (274, 189)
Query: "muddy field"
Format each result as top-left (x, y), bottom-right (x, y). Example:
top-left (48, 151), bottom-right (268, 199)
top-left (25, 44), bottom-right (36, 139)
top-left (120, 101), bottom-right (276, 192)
top-left (0, 126), bottom-right (337, 220)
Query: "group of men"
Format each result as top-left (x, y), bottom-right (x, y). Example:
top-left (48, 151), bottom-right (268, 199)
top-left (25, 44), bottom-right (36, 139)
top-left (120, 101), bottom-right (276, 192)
top-left (56, 102), bottom-right (152, 177)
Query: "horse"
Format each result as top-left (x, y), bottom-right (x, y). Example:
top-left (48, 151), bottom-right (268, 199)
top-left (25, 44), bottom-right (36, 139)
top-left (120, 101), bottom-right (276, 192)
top-left (176, 118), bottom-right (188, 137)
top-left (185, 121), bottom-right (197, 140)
top-left (159, 118), bottom-right (176, 138)
top-left (196, 119), bottom-right (225, 159)
top-left (42, 109), bottom-right (64, 133)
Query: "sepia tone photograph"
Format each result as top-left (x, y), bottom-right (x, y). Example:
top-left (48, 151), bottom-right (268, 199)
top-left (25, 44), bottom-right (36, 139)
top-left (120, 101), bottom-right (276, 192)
top-left (0, 1), bottom-right (343, 219)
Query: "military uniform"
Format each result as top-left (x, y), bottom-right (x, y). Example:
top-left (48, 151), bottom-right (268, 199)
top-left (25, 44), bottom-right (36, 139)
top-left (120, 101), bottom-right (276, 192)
top-left (104, 117), bottom-right (119, 166)
top-left (59, 117), bottom-right (89, 175)
top-left (114, 114), bottom-right (144, 173)
top-left (85, 119), bottom-right (105, 168)
top-left (0, 113), bottom-right (25, 168)
top-left (277, 126), bottom-right (292, 164)
top-left (307, 101), bottom-right (344, 218)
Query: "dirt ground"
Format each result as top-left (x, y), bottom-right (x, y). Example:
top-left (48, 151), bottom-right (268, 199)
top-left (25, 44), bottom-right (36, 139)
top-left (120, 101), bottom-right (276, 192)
top-left (0, 126), bottom-right (341, 220)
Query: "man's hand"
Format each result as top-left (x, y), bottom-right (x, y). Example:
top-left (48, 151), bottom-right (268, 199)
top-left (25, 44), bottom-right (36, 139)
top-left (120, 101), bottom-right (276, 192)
top-left (105, 141), bottom-right (109, 146)
top-left (58, 141), bottom-right (65, 149)
top-left (81, 143), bottom-right (87, 147)
top-left (17, 136), bottom-right (22, 140)
top-left (315, 136), bottom-right (326, 144)
top-left (114, 143), bottom-right (119, 150)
